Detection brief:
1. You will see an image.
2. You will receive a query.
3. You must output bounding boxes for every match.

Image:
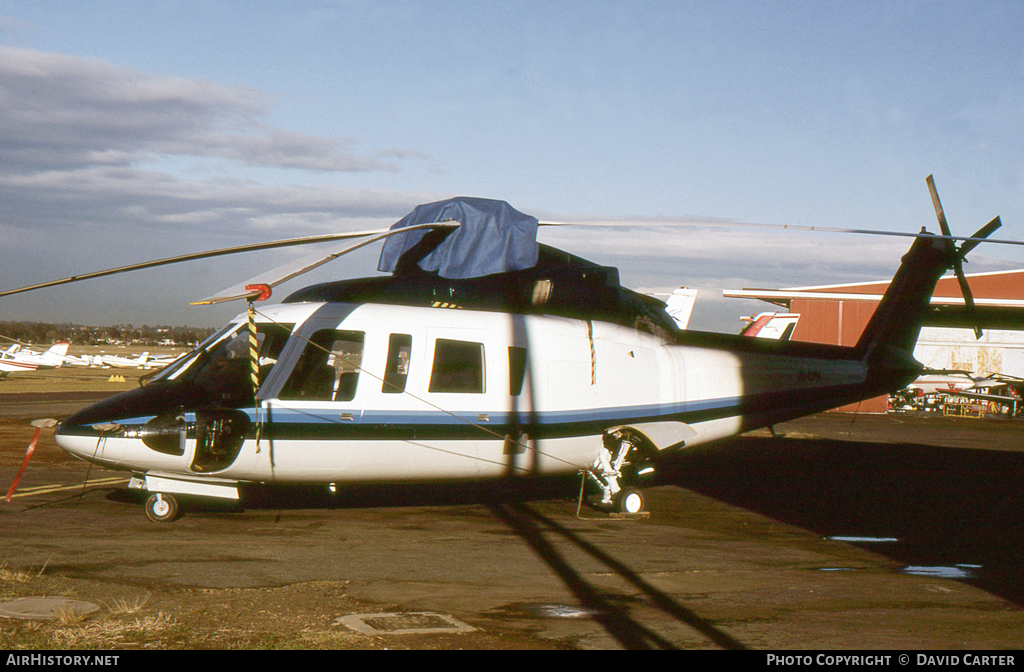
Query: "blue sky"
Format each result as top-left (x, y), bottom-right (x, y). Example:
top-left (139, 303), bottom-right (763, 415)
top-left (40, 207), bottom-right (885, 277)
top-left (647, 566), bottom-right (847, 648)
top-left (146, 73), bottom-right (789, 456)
top-left (1, 1), bottom-right (1022, 330)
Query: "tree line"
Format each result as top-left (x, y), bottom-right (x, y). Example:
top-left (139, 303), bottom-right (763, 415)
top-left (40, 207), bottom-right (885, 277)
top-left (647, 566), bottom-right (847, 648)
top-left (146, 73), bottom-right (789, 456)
top-left (0, 321), bottom-right (217, 347)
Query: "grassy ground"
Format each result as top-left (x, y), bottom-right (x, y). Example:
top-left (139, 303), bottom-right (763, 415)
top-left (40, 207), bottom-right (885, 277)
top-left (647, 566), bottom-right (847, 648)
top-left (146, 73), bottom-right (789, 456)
top-left (0, 563), bottom-right (558, 650)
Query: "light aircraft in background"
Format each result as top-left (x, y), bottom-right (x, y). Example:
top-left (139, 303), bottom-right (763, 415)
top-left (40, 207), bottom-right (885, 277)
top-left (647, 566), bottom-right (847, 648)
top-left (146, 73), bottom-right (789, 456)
top-left (94, 352), bottom-right (153, 369)
top-left (0, 341), bottom-right (70, 376)
top-left (907, 372), bottom-right (993, 396)
top-left (0, 176), bottom-right (1011, 522)
top-left (905, 372), bottom-right (1024, 416)
top-left (62, 352), bottom-right (179, 369)
top-left (647, 287), bottom-right (698, 330)
top-left (740, 312), bottom-right (800, 341)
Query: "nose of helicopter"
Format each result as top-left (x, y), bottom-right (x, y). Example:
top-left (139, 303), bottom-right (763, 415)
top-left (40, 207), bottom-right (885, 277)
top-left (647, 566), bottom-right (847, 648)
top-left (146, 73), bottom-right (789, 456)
top-left (53, 421), bottom-right (117, 462)
top-left (54, 380), bottom-right (199, 463)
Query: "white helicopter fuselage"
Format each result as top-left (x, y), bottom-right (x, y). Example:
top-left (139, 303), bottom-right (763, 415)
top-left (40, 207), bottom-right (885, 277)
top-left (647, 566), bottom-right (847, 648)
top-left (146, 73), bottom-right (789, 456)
top-left (54, 299), bottom-right (867, 502)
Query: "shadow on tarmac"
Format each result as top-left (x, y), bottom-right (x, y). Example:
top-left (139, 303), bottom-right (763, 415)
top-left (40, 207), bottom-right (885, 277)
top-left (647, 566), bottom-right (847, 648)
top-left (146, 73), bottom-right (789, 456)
top-left (655, 434), bottom-right (1024, 607)
top-left (486, 500), bottom-right (746, 650)
top-left (108, 477), bottom-right (745, 649)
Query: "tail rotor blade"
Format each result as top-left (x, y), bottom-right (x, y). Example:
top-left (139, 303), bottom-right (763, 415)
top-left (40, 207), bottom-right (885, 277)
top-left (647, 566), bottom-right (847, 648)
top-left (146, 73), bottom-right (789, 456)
top-left (959, 216), bottom-right (1002, 257)
top-left (954, 216), bottom-right (999, 340)
top-left (925, 174), bottom-right (998, 338)
top-left (947, 259), bottom-right (983, 339)
top-left (926, 174), bottom-right (953, 238)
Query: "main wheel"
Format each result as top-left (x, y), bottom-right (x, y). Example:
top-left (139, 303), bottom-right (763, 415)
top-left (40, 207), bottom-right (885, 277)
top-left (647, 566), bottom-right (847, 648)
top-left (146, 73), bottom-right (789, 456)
top-left (615, 486), bottom-right (645, 514)
top-left (144, 493), bottom-right (180, 523)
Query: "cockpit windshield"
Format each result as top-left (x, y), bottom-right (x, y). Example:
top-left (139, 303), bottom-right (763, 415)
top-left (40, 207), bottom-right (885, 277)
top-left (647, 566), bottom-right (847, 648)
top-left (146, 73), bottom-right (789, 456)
top-left (146, 321), bottom-right (294, 407)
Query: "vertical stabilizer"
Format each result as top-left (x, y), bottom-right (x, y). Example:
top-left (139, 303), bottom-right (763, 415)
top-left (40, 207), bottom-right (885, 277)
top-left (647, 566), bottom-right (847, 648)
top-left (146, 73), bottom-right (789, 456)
top-left (41, 341), bottom-right (71, 368)
top-left (664, 287), bottom-right (698, 330)
top-left (854, 231), bottom-right (955, 359)
top-left (854, 198), bottom-right (999, 395)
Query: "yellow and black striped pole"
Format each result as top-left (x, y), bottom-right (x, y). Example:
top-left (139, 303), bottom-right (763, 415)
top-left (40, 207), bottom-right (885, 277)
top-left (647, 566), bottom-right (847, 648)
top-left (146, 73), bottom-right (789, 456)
top-left (247, 300), bottom-right (259, 393)
top-left (247, 300), bottom-right (262, 452)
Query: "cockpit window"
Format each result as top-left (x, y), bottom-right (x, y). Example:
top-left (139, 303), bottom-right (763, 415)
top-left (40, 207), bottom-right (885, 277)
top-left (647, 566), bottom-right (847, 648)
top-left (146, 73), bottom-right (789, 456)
top-left (147, 322), bottom-right (294, 406)
top-left (149, 323), bottom-right (238, 384)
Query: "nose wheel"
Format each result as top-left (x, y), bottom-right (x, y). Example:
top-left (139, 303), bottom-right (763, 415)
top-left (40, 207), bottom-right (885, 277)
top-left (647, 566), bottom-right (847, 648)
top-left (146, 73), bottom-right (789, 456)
top-left (144, 493), bottom-right (180, 523)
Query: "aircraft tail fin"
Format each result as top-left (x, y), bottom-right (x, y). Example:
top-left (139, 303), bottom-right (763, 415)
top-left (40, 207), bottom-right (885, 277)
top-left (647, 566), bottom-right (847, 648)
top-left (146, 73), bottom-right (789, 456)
top-left (854, 231), bottom-right (954, 358)
top-left (855, 176), bottom-right (1001, 379)
top-left (664, 288), bottom-right (698, 330)
top-left (851, 232), bottom-right (957, 394)
top-left (41, 341), bottom-right (71, 368)
top-left (741, 312), bottom-right (800, 340)
top-left (855, 225), bottom-right (999, 392)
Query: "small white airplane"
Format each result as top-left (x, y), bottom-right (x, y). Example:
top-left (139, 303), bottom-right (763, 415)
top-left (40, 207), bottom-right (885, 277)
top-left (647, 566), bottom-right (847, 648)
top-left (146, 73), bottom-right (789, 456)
top-left (662, 287), bottom-right (699, 330)
top-left (0, 177), bottom-right (1010, 522)
top-left (94, 352), bottom-right (152, 368)
top-left (907, 372), bottom-right (990, 396)
top-left (740, 312), bottom-right (800, 340)
top-left (0, 341), bottom-right (70, 375)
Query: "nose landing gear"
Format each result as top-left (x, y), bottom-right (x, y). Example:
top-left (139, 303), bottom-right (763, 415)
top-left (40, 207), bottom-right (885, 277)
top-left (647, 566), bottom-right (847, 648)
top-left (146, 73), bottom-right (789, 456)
top-left (144, 493), bottom-right (180, 523)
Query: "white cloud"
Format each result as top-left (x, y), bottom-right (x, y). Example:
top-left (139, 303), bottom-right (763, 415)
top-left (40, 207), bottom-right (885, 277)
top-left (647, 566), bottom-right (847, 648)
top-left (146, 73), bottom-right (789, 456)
top-left (0, 46), bottom-right (441, 246)
top-left (0, 46), bottom-right (400, 173)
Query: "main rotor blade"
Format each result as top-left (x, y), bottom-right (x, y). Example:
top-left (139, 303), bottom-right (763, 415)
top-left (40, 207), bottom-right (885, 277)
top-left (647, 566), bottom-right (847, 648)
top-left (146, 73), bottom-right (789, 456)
top-left (0, 225), bottom-right (441, 299)
top-left (192, 222), bottom-right (456, 305)
top-left (541, 218), bottom-right (1024, 247)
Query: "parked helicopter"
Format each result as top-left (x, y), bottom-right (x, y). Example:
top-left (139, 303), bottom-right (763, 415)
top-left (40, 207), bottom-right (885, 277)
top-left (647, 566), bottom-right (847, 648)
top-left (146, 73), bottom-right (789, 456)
top-left (0, 177), bottom-right (1009, 521)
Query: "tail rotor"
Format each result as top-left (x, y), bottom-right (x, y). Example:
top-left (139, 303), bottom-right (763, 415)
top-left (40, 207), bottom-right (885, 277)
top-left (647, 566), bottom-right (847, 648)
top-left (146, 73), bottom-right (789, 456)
top-left (925, 174), bottom-right (1002, 338)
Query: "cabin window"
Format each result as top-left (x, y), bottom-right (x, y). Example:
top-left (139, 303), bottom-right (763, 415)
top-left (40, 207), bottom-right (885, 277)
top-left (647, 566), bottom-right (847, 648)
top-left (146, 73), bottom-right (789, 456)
top-left (508, 346), bottom-right (527, 396)
top-left (429, 339), bottom-right (484, 393)
top-left (383, 333), bottom-right (412, 394)
top-left (279, 330), bottom-right (364, 401)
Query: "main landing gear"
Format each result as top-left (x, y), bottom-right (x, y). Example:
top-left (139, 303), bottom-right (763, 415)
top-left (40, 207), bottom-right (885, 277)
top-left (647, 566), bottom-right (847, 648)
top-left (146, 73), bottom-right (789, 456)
top-left (587, 430), bottom-right (654, 515)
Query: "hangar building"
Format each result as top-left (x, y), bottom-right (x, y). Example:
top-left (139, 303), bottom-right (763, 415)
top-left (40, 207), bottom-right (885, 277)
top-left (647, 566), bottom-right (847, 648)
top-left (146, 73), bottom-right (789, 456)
top-left (724, 269), bottom-right (1024, 413)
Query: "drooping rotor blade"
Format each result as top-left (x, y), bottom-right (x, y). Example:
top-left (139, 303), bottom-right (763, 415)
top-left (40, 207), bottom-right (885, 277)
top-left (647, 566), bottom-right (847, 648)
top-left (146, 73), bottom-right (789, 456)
top-left (0, 225), bottom-right (440, 300)
top-left (192, 221), bottom-right (456, 305)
